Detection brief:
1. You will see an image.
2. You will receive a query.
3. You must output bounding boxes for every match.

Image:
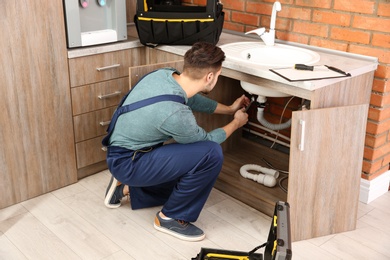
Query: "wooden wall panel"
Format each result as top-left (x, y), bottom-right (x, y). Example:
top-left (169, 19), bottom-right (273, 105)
top-left (0, 0), bottom-right (77, 208)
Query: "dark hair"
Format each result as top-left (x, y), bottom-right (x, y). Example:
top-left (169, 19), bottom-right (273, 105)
top-left (183, 42), bottom-right (225, 80)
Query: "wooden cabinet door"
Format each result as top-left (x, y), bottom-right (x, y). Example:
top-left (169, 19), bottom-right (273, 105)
top-left (129, 60), bottom-right (184, 87)
top-left (288, 104), bottom-right (368, 241)
top-left (0, 1), bottom-right (77, 208)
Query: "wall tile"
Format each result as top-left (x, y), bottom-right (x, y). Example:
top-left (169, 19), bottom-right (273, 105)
top-left (334, 0), bottom-right (376, 14)
top-left (330, 27), bottom-right (371, 44)
top-left (295, 0), bottom-right (331, 9)
top-left (372, 33), bottom-right (390, 49)
top-left (378, 3), bottom-right (390, 17)
top-left (312, 10), bottom-right (351, 26)
top-left (353, 16), bottom-right (390, 34)
top-left (293, 21), bottom-right (329, 37)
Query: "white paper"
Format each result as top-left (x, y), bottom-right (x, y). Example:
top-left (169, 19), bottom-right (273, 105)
top-left (270, 65), bottom-right (350, 82)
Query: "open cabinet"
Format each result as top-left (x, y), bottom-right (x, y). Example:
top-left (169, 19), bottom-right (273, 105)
top-left (66, 44), bottom-right (374, 242)
top-left (124, 49), bottom-right (374, 242)
top-left (216, 62), bottom-right (374, 241)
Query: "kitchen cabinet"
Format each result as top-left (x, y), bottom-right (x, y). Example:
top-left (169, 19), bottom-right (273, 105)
top-left (0, 0), bottom-right (77, 208)
top-left (148, 41), bottom-right (374, 241)
top-left (67, 34), bottom-right (375, 241)
top-left (68, 48), bottom-right (147, 178)
top-left (219, 68), bottom-right (373, 241)
top-left (67, 47), bottom-right (183, 179)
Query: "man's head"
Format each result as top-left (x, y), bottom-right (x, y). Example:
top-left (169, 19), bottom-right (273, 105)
top-left (182, 42), bottom-right (225, 94)
top-left (183, 42), bottom-right (225, 79)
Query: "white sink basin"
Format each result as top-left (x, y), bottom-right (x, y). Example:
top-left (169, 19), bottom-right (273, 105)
top-left (220, 41), bottom-right (321, 97)
top-left (241, 81), bottom-right (290, 97)
top-left (220, 41), bottom-right (321, 67)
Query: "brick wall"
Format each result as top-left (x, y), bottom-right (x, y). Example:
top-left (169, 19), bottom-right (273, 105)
top-left (184, 0), bottom-right (390, 182)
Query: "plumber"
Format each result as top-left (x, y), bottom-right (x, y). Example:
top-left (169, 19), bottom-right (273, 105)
top-left (102, 42), bottom-right (250, 241)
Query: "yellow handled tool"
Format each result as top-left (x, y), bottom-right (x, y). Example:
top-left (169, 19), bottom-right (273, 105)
top-left (205, 253), bottom-right (249, 260)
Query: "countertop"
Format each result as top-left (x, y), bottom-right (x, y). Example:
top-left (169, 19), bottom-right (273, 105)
top-left (67, 28), bottom-right (378, 92)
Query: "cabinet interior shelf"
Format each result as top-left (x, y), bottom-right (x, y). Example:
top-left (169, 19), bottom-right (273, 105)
top-left (215, 137), bottom-right (289, 217)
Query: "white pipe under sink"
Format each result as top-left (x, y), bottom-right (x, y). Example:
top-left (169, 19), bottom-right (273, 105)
top-left (257, 106), bottom-right (292, 131)
top-left (240, 164), bottom-right (279, 187)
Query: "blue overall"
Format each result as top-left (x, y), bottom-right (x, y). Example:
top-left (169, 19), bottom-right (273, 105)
top-left (102, 71), bottom-right (224, 222)
top-left (107, 141), bottom-right (223, 222)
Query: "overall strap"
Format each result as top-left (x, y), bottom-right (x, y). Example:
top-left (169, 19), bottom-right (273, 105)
top-left (115, 69), bottom-right (156, 109)
top-left (102, 94), bottom-right (185, 147)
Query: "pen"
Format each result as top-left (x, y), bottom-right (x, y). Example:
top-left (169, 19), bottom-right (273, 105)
top-left (324, 65), bottom-right (351, 76)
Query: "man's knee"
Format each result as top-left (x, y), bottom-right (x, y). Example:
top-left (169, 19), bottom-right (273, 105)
top-left (202, 141), bottom-right (223, 169)
top-left (208, 141), bottom-right (223, 158)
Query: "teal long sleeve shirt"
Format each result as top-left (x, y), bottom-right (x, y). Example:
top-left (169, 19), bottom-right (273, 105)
top-left (109, 68), bottom-right (227, 150)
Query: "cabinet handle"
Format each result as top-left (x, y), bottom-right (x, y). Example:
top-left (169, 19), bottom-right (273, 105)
top-left (99, 120), bottom-right (111, 126)
top-left (299, 119), bottom-right (305, 151)
top-left (96, 64), bottom-right (121, 71)
top-left (98, 91), bottom-right (121, 99)
top-left (101, 147), bottom-right (107, 152)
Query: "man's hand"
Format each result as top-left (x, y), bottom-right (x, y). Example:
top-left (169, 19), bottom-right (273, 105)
top-left (229, 94), bottom-right (251, 114)
top-left (214, 95), bottom-right (251, 115)
top-left (222, 108), bottom-right (249, 139)
top-left (233, 108), bottom-right (249, 128)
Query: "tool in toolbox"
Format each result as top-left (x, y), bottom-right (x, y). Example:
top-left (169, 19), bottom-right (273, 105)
top-left (192, 201), bottom-right (292, 260)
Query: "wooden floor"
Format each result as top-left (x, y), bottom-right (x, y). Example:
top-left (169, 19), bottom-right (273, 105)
top-left (1, 170), bottom-right (389, 260)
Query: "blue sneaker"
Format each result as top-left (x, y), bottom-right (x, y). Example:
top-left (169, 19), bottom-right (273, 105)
top-left (153, 212), bottom-right (205, 242)
top-left (104, 176), bottom-right (125, 209)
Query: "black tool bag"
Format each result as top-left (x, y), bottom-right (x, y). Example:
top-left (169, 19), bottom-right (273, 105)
top-left (134, 0), bottom-right (224, 47)
top-left (192, 201), bottom-right (293, 260)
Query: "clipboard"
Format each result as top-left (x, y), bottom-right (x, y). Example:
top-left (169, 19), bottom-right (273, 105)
top-left (269, 65), bottom-right (351, 82)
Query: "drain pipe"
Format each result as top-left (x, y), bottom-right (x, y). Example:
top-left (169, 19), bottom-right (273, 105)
top-left (240, 164), bottom-right (279, 187)
top-left (239, 95), bottom-right (291, 189)
top-left (256, 96), bottom-right (291, 131)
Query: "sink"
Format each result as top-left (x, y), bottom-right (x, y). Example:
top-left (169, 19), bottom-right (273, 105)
top-left (220, 41), bottom-right (321, 97)
top-left (240, 81), bottom-right (290, 97)
top-left (220, 41), bottom-right (321, 67)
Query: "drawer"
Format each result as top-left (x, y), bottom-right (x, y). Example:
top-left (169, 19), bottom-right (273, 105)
top-left (73, 106), bottom-right (116, 143)
top-left (75, 136), bottom-right (107, 169)
top-left (71, 77), bottom-right (128, 115)
top-left (68, 47), bottom-right (147, 87)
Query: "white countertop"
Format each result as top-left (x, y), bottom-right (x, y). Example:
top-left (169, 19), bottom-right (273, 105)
top-left (68, 30), bottom-right (378, 92)
top-left (67, 36), bottom-right (143, 59)
top-left (155, 32), bottom-right (378, 91)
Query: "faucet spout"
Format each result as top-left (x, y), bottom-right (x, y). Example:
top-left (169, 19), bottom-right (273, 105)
top-left (261, 1), bottom-right (281, 46)
top-left (244, 1), bottom-right (282, 46)
top-left (245, 27), bottom-right (266, 37)
top-left (270, 1), bottom-right (281, 31)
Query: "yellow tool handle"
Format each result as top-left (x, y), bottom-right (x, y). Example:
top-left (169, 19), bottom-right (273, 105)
top-left (206, 253), bottom-right (249, 260)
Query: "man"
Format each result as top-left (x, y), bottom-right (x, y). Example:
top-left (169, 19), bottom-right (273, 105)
top-left (103, 42), bottom-right (249, 242)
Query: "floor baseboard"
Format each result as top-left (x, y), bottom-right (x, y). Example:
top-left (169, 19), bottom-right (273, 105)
top-left (360, 170), bottom-right (390, 204)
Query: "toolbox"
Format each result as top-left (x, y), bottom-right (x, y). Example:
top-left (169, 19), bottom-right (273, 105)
top-left (192, 201), bottom-right (292, 260)
top-left (134, 0), bottom-right (224, 47)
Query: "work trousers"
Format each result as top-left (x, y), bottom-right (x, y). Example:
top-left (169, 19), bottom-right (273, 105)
top-left (106, 141), bottom-right (223, 222)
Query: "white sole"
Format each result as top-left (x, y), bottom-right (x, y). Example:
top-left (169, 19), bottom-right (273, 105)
top-left (104, 177), bottom-right (121, 209)
top-left (153, 223), bottom-right (205, 242)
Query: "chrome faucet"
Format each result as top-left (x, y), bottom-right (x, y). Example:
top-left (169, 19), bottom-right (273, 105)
top-left (245, 1), bottom-right (282, 46)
